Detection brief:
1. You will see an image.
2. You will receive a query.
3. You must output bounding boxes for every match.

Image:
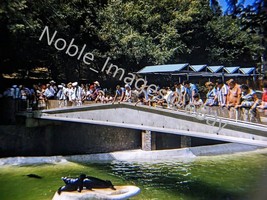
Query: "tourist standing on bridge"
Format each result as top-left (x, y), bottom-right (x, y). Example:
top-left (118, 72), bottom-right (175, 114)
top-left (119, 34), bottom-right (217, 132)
top-left (235, 84), bottom-right (259, 122)
top-left (183, 81), bottom-right (198, 106)
top-left (257, 83), bottom-right (267, 111)
top-left (204, 82), bottom-right (218, 106)
top-left (87, 81), bottom-right (101, 101)
top-left (37, 84), bottom-right (46, 109)
top-left (12, 85), bottom-right (21, 111)
top-left (93, 81), bottom-right (101, 97)
top-left (123, 84), bottom-right (132, 102)
top-left (192, 93), bottom-right (203, 109)
top-left (56, 84), bottom-right (67, 107)
top-left (72, 82), bottom-right (84, 106)
top-left (44, 83), bottom-right (56, 100)
top-left (214, 79), bottom-right (229, 117)
top-left (173, 82), bottom-right (185, 107)
top-left (112, 85), bottom-right (125, 104)
top-left (66, 82), bottom-right (74, 105)
top-left (49, 80), bottom-right (58, 96)
top-left (183, 81), bottom-right (191, 106)
top-left (95, 90), bottom-right (106, 103)
top-left (226, 79), bottom-right (242, 119)
top-left (215, 79), bottom-right (228, 107)
top-left (156, 88), bottom-right (168, 107)
top-left (85, 84), bottom-right (94, 101)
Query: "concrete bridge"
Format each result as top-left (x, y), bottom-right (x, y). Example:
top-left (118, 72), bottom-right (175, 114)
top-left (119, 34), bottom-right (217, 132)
top-left (32, 103), bottom-right (267, 148)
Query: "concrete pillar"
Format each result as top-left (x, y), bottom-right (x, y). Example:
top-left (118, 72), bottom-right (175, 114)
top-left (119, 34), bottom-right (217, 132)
top-left (142, 130), bottom-right (156, 151)
top-left (180, 135), bottom-right (191, 148)
top-left (151, 132), bottom-right (156, 150)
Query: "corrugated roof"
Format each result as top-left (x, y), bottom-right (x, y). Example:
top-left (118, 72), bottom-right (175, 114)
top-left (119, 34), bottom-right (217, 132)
top-left (207, 66), bottom-right (224, 73)
top-left (239, 67), bottom-right (255, 74)
top-left (189, 65), bottom-right (207, 72)
top-left (137, 63), bottom-right (189, 74)
top-left (137, 64), bottom-right (258, 77)
top-left (224, 66), bottom-right (240, 74)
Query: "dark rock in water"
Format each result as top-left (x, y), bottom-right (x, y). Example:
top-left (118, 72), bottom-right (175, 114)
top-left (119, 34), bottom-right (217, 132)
top-left (26, 174), bottom-right (42, 179)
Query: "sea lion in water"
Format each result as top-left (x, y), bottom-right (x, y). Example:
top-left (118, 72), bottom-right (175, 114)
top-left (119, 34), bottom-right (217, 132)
top-left (57, 174), bottom-right (86, 195)
top-left (26, 174), bottom-right (42, 179)
top-left (83, 176), bottom-right (116, 190)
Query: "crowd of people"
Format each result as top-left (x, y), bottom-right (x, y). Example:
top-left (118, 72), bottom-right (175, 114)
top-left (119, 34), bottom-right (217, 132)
top-left (1, 77), bottom-right (267, 122)
top-left (1, 80), bottom-right (107, 109)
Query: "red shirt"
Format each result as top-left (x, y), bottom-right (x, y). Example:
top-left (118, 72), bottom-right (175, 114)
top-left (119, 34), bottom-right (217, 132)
top-left (262, 92), bottom-right (267, 102)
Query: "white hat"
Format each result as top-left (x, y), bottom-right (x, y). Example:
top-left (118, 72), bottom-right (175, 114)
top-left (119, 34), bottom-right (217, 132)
top-left (72, 82), bottom-right (78, 87)
top-left (12, 85), bottom-right (17, 88)
top-left (94, 81), bottom-right (100, 86)
top-left (125, 84), bottom-right (131, 88)
top-left (58, 85), bottom-right (63, 88)
top-left (50, 80), bottom-right (56, 84)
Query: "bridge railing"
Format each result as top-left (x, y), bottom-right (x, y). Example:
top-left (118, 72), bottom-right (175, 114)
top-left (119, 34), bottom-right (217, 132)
top-left (1, 97), bottom-right (266, 125)
top-left (40, 99), bottom-right (267, 125)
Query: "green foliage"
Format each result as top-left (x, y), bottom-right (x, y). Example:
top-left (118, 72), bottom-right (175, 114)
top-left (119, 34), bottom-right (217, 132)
top-left (98, 0), bottom-right (214, 67)
top-left (206, 16), bottom-right (264, 65)
top-left (0, 0), bottom-right (103, 80)
top-left (0, 0), bottom-right (264, 81)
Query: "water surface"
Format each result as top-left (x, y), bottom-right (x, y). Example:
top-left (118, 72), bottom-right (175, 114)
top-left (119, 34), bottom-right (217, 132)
top-left (0, 150), bottom-right (266, 200)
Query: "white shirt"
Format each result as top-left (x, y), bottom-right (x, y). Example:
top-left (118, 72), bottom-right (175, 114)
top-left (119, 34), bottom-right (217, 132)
top-left (44, 87), bottom-right (55, 98)
top-left (72, 86), bottom-right (84, 101)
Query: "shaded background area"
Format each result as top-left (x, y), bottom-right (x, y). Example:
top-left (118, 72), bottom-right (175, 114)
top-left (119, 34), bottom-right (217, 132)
top-left (0, 0), bottom-right (266, 87)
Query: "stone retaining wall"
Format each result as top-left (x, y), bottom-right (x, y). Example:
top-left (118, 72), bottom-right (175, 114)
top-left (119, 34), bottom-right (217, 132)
top-left (0, 121), bottom-right (141, 157)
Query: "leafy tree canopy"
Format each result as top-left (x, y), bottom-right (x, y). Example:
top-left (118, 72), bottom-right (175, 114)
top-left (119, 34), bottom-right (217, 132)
top-left (0, 0), bottom-right (265, 81)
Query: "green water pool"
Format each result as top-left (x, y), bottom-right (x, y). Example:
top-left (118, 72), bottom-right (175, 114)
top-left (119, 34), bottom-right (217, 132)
top-left (0, 150), bottom-right (267, 200)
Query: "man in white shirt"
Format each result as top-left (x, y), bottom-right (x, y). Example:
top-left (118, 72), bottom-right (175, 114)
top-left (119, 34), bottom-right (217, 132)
top-left (72, 82), bottom-right (84, 106)
top-left (174, 82), bottom-right (185, 106)
top-left (215, 79), bottom-right (228, 107)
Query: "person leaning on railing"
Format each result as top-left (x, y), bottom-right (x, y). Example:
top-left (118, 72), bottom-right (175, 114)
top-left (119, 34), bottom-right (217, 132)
top-left (181, 81), bottom-right (198, 107)
top-left (95, 90), bottom-right (106, 103)
top-left (156, 88), bottom-right (168, 107)
top-left (257, 83), bottom-right (267, 111)
top-left (204, 81), bottom-right (218, 107)
top-left (71, 82), bottom-right (84, 106)
top-left (112, 85), bottom-right (125, 104)
top-left (226, 79), bottom-right (242, 119)
top-left (215, 79), bottom-right (228, 107)
top-left (123, 84), bottom-right (132, 103)
top-left (43, 83), bottom-right (56, 100)
top-left (173, 82), bottom-right (185, 108)
top-left (192, 93), bottom-right (203, 110)
top-left (66, 82), bottom-right (74, 105)
top-left (213, 79), bottom-right (229, 117)
top-left (235, 84), bottom-right (259, 122)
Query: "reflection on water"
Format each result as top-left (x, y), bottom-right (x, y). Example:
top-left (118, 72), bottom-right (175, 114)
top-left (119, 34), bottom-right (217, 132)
top-left (99, 151), bottom-right (267, 200)
top-left (0, 150), bottom-right (267, 200)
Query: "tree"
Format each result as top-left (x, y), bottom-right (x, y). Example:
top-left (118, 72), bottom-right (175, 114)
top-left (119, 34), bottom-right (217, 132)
top-left (98, 0), bottom-right (215, 70)
top-left (206, 15), bottom-right (263, 65)
top-left (0, 0), bottom-right (264, 82)
top-left (210, 0), bottom-right (223, 16)
top-left (0, 0), bottom-right (104, 81)
top-left (98, 0), bottom-right (261, 69)
top-left (239, 0), bottom-right (267, 72)
top-left (225, 0), bottom-right (244, 16)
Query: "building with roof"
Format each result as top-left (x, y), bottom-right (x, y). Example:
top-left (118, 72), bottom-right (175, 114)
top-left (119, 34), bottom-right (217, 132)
top-left (136, 63), bottom-right (258, 86)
